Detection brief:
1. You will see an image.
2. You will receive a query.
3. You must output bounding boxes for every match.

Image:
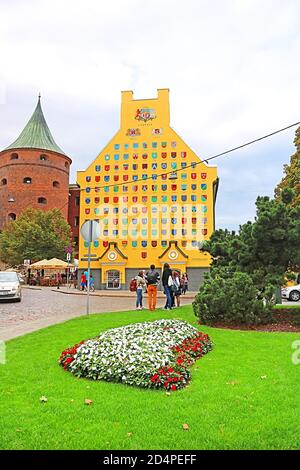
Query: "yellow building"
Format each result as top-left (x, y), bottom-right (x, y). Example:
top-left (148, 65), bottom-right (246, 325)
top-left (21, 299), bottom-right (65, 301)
top-left (77, 89), bottom-right (218, 290)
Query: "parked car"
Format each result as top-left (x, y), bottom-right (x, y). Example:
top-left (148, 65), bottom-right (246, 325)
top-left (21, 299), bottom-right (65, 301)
top-left (281, 284), bottom-right (300, 302)
top-left (0, 271), bottom-right (23, 302)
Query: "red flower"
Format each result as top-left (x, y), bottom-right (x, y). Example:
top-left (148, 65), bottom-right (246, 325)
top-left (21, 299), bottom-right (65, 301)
top-left (150, 374), bottom-right (159, 382)
top-left (171, 385), bottom-right (177, 391)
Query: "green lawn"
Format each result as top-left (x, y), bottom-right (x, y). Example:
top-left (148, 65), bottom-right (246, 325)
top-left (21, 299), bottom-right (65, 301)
top-left (0, 305), bottom-right (299, 450)
top-left (274, 304), bottom-right (300, 309)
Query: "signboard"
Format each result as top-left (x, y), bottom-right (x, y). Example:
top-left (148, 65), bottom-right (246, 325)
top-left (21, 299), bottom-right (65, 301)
top-left (80, 220), bottom-right (100, 243)
top-left (66, 253), bottom-right (71, 262)
top-left (23, 259), bottom-right (31, 266)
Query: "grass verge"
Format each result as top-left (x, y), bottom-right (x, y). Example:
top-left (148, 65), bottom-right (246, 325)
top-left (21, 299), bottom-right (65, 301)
top-left (0, 305), bottom-right (299, 450)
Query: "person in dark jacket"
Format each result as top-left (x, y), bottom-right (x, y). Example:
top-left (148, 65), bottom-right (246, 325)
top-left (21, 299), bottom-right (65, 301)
top-left (162, 263), bottom-right (173, 310)
top-left (146, 264), bottom-right (160, 311)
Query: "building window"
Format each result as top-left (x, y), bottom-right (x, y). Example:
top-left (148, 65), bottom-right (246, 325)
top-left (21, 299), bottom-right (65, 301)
top-left (23, 177), bottom-right (32, 184)
top-left (40, 154), bottom-right (48, 161)
top-left (106, 270), bottom-right (121, 289)
top-left (53, 181), bottom-right (60, 188)
top-left (1, 178), bottom-right (7, 186)
top-left (38, 197), bottom-right (47, 204)
top-left (74, 216), bottom-right (79, 227)
top-left (8, 213), bottom-right (16, 221)
top-left (65, 162), bottom-right (69, 168)
top-left (75, 196), bottom-right (80, 206)
top-left (10, 153), bottom-right (19, 160)
top-left (74, 237), bottom-right (79, 247)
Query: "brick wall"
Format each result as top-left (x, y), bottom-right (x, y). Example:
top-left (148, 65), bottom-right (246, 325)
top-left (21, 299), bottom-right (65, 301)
top-left (0, 148), bottom-right (71, 230)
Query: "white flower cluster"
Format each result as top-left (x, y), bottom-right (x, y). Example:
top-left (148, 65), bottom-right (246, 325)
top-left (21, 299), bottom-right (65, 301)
top-left (69, 319), bottom-right (202, 387)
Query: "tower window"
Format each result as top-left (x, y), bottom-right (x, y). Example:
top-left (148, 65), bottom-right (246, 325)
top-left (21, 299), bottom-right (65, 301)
top-left (40, 154), bottom-right (48, 161)
top-left (10, 153), bottom-right (19, 160)
top-left (65, 162), bottom-right (69, 168)
top-left (1, 178), bottom-right (7, 186)
top-left (38, 197), bottom-right (47, 204)
top-left (23, 177), bottom-right (32, 184)
top-left (53, 181), bottom-right (60, 188)
top-left (8, 213), bottom-right (16, 221)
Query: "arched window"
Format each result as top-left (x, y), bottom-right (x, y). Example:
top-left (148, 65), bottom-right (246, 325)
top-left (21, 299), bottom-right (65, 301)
top-left (65, 161), bottom-right (69, 168)
top-left (53, 181), bottom-right (60, 188)
top-left (40, 154), bottom-right (48, 161)
top-left (8, 213), bottom-right (16, 221)
top-left (38, 197), bottom-right (47, 204)
top-left (23, 177), bottom-right (32, 184)
top-left (10, 153), bottom-right (19, 160)
top-left (1, 178), bottom-right (7, 186)
top-left (106, 270), bottom-right (120, 289)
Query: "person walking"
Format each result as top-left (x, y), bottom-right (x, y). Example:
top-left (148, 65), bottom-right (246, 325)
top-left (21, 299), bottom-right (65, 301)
top-left (80, 273), bottom-right (86, 291)
top-left (56, 272), bottom-right (62, 290)
top-left (89, 274), bottom-right (95, 292)
top-left (135, 271), bottom-right (147, 310)
top-left (162, 263), bottom-right (173, 310)
top-left (146, 264), bottom-right (160, 311)
top-left (172, 270), bottom-right (182, 307)
top-left (182, 273), bottom-right (188, 294)
top-left (84, 270), bottom-right (89, 289)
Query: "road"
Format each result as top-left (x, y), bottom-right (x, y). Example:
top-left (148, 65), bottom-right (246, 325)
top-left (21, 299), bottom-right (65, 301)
top-left (0, 287), bottom-right (195, 341)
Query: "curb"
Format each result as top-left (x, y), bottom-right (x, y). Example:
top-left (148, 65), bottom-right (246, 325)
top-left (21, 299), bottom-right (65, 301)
top-left (50, 289), bottom-right (196, 299)
top-left (23, 286), bottom-right (43, 291)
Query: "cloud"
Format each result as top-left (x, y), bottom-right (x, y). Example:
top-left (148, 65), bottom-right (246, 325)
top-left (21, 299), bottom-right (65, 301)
top-left (0, 0), bottom-right (299, 230)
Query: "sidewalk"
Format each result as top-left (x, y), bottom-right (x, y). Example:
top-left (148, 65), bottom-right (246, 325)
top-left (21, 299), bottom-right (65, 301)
top-left (50, 287), bottom-right (197, 299)
top-left (1, 287), bottom-right (195, 341)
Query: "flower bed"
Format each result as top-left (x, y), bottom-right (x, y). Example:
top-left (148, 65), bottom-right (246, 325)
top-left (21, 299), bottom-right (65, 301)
top-left (59, 319), bottom-right (212, 391)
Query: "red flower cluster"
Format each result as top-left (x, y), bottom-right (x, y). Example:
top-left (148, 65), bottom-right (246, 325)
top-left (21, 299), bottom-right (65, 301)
top-left (59, 341), bottom-right (85, 370)
top-left (150, 333), bottom-right (212, 391)
top-left (150, 365), bottom-right (186, 391)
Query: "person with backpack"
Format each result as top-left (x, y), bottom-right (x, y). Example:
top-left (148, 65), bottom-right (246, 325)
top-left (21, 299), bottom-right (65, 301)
top-left (146, 264), bottom-right (160, 311)
top-left (134, 271), bottom-right (147, 310)
top-left (162, 263), bottom-right (173, 310)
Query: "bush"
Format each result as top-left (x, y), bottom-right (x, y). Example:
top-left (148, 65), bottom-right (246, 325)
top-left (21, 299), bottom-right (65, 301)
top-left (193, 270), bottom-right (273, 325)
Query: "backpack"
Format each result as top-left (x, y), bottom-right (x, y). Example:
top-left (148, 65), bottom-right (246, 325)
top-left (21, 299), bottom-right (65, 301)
top-left (146, 271), bottom-right (158, 284)
top-left (129, 278), bottom-right (137, 292)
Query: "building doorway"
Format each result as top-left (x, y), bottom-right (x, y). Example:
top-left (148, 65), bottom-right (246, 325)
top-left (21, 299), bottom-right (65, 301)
top-left (106, 270), bottom-right (121, 289)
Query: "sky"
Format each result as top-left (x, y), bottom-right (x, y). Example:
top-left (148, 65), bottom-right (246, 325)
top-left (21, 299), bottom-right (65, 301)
top-left (0, 0), bottom-right (300, 231)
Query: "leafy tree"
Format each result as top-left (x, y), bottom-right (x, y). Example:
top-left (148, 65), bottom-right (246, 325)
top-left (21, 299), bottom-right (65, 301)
top-left (0, 208), bottom-right (72, 266)
top-left (275, 126), bottom-right (300, 206)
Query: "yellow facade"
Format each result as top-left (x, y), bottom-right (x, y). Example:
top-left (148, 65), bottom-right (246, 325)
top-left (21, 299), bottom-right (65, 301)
top-left (77, 89), bottom-right (218, 289)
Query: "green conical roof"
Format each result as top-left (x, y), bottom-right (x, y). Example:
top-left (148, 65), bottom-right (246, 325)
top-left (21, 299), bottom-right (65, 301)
top-left (5, 96), bottom-right (66, 155)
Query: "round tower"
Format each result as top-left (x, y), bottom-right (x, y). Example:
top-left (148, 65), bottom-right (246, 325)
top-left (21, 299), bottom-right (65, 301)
top-left (0, 96), bottom-right (72, 230)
